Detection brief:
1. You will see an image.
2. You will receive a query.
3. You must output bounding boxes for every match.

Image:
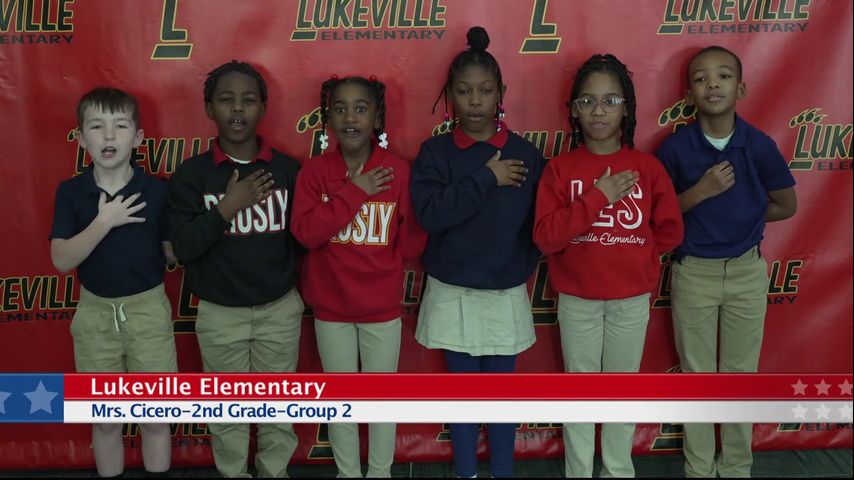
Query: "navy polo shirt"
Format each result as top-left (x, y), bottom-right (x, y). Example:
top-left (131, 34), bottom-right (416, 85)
top-left (656, 116), bottom-right (796, 259)
top-left (50, 166), bottom-right (167, 298)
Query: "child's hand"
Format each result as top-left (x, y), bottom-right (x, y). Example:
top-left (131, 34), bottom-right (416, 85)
top-left (218, 169), bottom-right (274, 220)
top-left (162, 241), bottom-right (178, 266)
top-left (351, 166), bottom-right (394, 195)
top-left (95, 192), bottom-right (146, 228)
top-left (697, 161), bottom-right (735, 198)
top-left (486, 150), bottom-right (528, 187)
top-left (593, 167), bottom-right (639, 204)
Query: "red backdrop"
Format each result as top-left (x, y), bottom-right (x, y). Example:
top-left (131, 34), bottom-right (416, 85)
top-left (0, 0), bottom-right (851, 470)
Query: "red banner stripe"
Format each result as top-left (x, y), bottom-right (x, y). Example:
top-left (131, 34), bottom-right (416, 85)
top-left (62, 373), bottom-right (854, 401)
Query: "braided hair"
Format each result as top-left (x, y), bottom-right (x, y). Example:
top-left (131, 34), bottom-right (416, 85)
top-left (319, 76), bottom-right (387, 140)
top-left (567, 54), bottom-right (637, 150)
top-left (432, 26), bottom-right (504, 125)
top-left (204, 60), bottom-right (268, 103)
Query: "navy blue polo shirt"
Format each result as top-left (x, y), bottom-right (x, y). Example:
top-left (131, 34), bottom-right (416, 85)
top-left (50, 166), bottom-right (168, 298)
top-left (411, 127), bottom-right (544, 289)
top-left (656, 116), bottom-right (796, 259)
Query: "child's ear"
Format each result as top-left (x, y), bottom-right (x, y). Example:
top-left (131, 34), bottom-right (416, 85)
top-left (204, 102), bottom-right (214, 120)
top-left (133, 129), bottom-right (144, 149)
top-left (737, 82), bottom-right (747, 100)
top-left (501, 84), bottom-right (507, 97)
top-left (684, 90), bottom-right (695, 106)
top-left (74, 128), bottom-right (86, 149)
top-left (259, 101), bottom-right (267, 119)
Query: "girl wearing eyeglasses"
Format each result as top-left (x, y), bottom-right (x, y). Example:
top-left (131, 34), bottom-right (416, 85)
top-left (533, 54), bottom-right (684, 478)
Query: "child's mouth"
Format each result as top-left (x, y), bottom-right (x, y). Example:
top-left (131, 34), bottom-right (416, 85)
top-left (229, 118), bottom-right (247, 130)
top-left (706, 95), bottom-right (725, 102)
top-left (101, 147), bottom-right (117, 158)
top-left (341, 128), bottom-right (361, 138)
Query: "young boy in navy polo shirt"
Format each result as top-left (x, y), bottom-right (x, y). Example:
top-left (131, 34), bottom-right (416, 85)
top-left (50, 87), bottom-right (177, 477)
top-left (166, 60), bottom-right (303, 478)
top-left (656, 46), bottom-right (797, 478)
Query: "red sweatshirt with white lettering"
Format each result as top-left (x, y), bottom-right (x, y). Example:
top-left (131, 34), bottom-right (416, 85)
top-left (534, 146), bottom-right (683, 300)
top-left (292, 147), bottom-right (427, 323)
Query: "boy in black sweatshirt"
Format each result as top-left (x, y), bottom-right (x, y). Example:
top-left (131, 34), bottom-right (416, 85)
top-left (166, 60), bottom-right (303, 478)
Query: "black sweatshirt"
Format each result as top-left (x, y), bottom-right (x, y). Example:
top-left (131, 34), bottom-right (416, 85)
top-left (167, 142), bottom-right (301, 307)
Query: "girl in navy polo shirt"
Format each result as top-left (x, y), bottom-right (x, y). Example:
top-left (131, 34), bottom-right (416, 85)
top-left (410, 26), bottom-right (544, 479)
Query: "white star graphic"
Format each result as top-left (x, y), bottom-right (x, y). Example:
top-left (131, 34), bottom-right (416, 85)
top-left (791, 404), bottom-right (807, 420)
top-left (815, 379), bottom-right (831, 395)
top-left (0, 391), bottom-right (10, 414)
top-left (791, 379), bottom-right (808, 395)
top-left (838, 380), bottom-right (853, 396)
top-left (815, 403), bottom-right (831, 420)
top-left (838, 403), bottom-right (853, 421)
top-left (23, 381), bottom-right (58, 414)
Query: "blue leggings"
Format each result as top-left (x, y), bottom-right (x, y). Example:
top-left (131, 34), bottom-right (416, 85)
top-left (443, 350), bottom-right (518, 478)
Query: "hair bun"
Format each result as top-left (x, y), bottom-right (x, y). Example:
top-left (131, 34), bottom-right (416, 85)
top-left (466, 26), bottom-right (490, 52)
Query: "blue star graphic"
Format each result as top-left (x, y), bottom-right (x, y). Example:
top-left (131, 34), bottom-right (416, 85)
top-left (23, 381), bottom-right (58, 414)
top-left (0, 391), bottom-right (10, 414)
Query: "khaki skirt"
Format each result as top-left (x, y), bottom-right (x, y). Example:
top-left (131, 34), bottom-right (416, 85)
top-left (415, 276), bottom-right (536, 356)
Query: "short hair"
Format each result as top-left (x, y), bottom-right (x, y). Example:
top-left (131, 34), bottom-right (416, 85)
top-left (567, 54), bottom-right (637, 150)
top-left (320, 76), bottom-right (387, 139)
top-left (204, 60), bottom-right (268, 103)
top-left (688, 45), bottom-right (743, 81)
top-left (76, 87), bottom-right (139, 128)
top-left (432, 26), bottom-right (504, 123)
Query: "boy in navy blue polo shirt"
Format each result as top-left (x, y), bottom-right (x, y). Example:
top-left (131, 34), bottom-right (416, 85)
top-left (656, 46), bottom-right (797, 478)
top-left (50, 87), bottom-right (177, 477)
top-left (166, 60), bottom-right (304, 478)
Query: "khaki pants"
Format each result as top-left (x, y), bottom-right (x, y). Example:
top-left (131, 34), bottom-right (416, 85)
top-left (671, 247), bottom-right (768, 478)
top-left (195, 288), bottom-right (304, 478)
top-left (558, 293), bottom-right (650, 478)
top-left (314, 318), bottom-right (401, 478)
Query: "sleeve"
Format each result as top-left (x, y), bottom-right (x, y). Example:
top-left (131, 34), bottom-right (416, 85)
top-left (290, 160), bottom-right (369, 249)
top-left (533, 160), bottom-right (611, 255)
top-left (655, 139), bottom-right (682, 191)
top-left (49, 183), bottom-right (78, 240)
top-left (409, 141), bottom-right (498, 235)
top-left (166, 161), bottom-right (231, 263)
top-left (395, 166), bottom-right (428, 261)
top-left (754, 134), bottom-right (796, 192)
top-left (283, 161), bottom-right (308, 256)
top-left (156, 180), bottom-right (170, 242)
top-left (648, 161), bottom-right (685, 255)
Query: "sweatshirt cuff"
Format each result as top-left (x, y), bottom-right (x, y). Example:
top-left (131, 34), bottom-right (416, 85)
top-left (586, 187), bottom-right (612, 210)
top-left (209, 207), bottom-right (232, 232)
top-left (340, 180), bottom-right (372, 206)
top-left (472, 166), bottom-right (498, 189)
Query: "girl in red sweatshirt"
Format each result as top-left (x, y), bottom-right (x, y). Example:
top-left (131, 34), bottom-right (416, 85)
top-left (291, 75), bottom-right (426, 478)
top-left (533, 54), bottom-right (683, 478)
